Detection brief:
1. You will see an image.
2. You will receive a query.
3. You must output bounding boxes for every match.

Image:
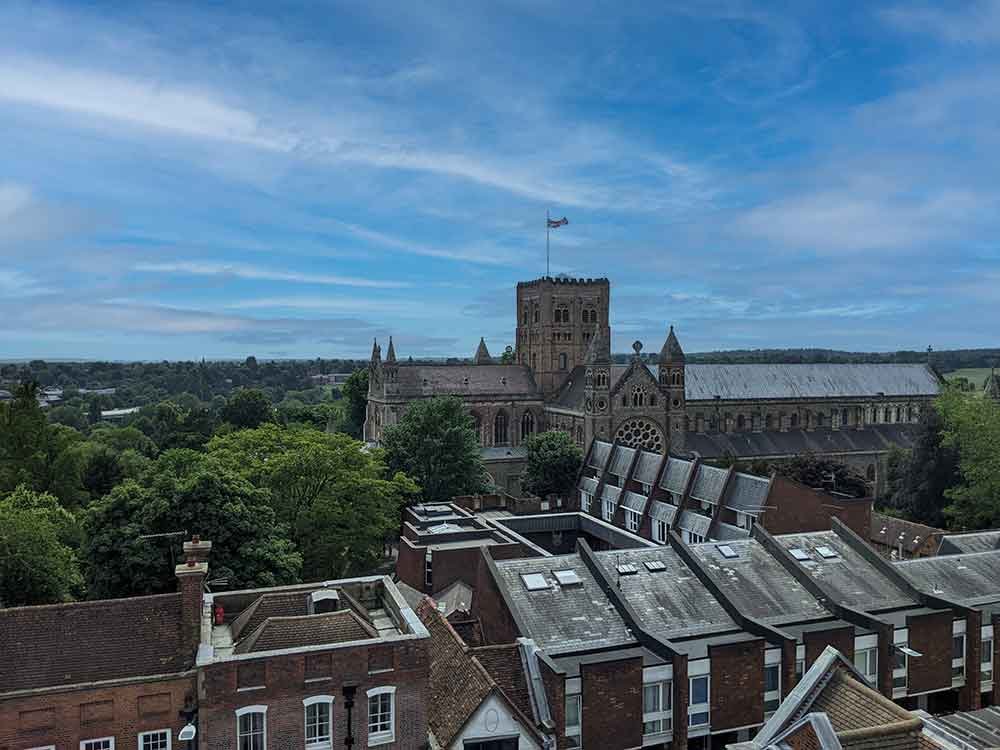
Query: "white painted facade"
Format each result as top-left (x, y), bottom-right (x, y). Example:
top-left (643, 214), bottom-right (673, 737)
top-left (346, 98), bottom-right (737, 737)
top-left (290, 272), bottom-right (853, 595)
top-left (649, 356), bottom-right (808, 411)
top-left (448, 691), bottom-right (541, 750)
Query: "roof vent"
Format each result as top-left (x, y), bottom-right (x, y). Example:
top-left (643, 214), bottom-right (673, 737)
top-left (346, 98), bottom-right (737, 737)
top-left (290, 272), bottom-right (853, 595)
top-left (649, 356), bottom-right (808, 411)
top-left (644, 560), bottom-right (667, 572)
top-left (616, 563), bottom-right (639, 576)
top-left (716, 544), bottom-right (738, 559)
top-left (521, 573), bottom-right (549, 591)
top-left (553, 569), bottom-right (582, 587)
top-left (815, 546), bottom-right (839, 560)
top-left (790, 548), bottom-right (810, 562)
top-left (309, 589), bottom-right (340, 614)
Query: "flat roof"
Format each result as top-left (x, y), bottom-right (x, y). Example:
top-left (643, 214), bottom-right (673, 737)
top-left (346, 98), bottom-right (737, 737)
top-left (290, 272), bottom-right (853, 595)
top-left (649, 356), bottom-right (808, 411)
top-left (896, 550), bottom-right (1000, 605)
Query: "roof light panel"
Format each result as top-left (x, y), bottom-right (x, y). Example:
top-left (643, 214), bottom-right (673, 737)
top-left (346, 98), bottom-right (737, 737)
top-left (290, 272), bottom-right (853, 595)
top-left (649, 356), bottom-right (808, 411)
top-left (616, 563), bottom-right (639, 575)
top-left (553, 569), bottom-right (582, 586)
top-left (644, 560), bottom-right (667, 572)
top-left (815, 545), bottom-right (839, 560)
top-left (790, 548), bottom-right (810, 562)
top-left (716, 544), bottom-right (738, 559)
top-left (521, 573), bottom-right (549, 591)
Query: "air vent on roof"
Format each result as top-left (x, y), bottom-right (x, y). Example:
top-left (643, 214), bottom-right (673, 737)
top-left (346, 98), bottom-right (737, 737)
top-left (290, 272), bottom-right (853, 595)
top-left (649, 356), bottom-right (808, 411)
top-left (644, 560), bottom-right (666, 572)
top-left (521, 573), bottom-right (549, 591)
top-left (815, 546), bottom-right (839, 560)
top-left (553, 569), bottom-right (582, 587)
top-left (790, 548), bottom-right (810, 562)
top-left (616, 563), bottom-right (639, 576)
top-left (716, 544), bottom-right (738, 559)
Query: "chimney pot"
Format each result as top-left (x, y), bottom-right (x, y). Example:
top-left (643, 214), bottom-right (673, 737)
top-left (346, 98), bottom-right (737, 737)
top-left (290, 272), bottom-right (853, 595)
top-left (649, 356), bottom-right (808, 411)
top-left (187, 559), bottom-right (195, 567)
top-left (192, 534), bottom-right (200, 544)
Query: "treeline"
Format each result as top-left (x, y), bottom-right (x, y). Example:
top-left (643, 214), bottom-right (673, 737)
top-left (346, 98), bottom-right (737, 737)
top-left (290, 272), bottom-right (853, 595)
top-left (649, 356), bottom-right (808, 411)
top-left (614, 347), bottom-right (999, 370)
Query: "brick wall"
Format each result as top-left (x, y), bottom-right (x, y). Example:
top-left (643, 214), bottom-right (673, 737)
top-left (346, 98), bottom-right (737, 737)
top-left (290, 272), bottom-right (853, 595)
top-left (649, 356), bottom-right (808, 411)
top-left (804, 626), bottom-right (855, 669)
top-left (960, 609), bottom-right (982, 711)
top-left (671, 653), bottom-right (689, 750)
top-left (538, 658), bottom-right (567, 749)
top-left (396, 539), bottom-right (428, 593)
top-left (0, 675), bottom-right (195, 747)
top-left (472, 554), bottom-right (521, 646)
top-left (709, 640), bottom-right (764, 732)
top-left (200, 639), bottom-right (428, 750)
top-left (764, 476), bottom-right (872, 537)
top-left (580, 657), bottom-right (642, 750)
top-left (907, 611), bottom-right (953, 695)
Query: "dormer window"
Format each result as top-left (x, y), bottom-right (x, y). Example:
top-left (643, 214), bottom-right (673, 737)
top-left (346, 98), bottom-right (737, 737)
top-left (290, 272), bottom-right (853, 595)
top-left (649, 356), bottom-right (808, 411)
top-left (309, 590), bottom-right (340, 614)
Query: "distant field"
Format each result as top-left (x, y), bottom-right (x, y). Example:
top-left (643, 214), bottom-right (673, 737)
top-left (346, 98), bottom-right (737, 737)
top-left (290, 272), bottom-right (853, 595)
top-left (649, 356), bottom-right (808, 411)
top-left (945, 368), bottom-right (993, 388)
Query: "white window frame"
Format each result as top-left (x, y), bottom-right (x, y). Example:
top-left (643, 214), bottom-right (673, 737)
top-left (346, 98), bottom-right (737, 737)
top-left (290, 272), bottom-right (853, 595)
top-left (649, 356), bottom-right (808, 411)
top-left (795, 644), bottom-right (805, 681)
top-left (565, 692), bottom-right (582, 747)
top-left (625, 509), bottom-right (641, 533)
top-left (366, 686), bottom-right (396, 746)
top-left (893, 629), bottom-right (908, 697)
top-left (424, 550), bottom-right (433, 588)
top-left (688, 674), bottom-right (710, 730)
top-left (764, 649), bottom-right (782, 719)
top-left (579, 490), bottom-right (591, 514)
top-left (82, 740), bottom-right (115, 750)
top-left (29, 747), bottom-right (56, 750)
top-left (642, 679), bottom-right (672, 739)
top-left (982, 624), bottom-right (994, 687)
top-left (303, 695), bottom-right (335, 750)
top-left (138, 730), bottom-right (171, 750)
top-left (602, 499), bottom-right (615, 522)
top-left (854, 647), bottom-right (878, 686)
top-left (953, 620), bottom-right (967, 685)
top-left (236, 705), bottom-right (268, 750)
top-left (653, 519), bottom-right (667, 544)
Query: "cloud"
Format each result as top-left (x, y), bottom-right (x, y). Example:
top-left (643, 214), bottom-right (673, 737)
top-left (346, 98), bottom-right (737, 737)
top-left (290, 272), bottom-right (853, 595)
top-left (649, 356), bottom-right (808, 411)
top-left (0, 269), bottom-right (52, 297)
top-left (133, 261), bottom-right (408, 289)
top-left (881, 1), bottom-right (1000, 44)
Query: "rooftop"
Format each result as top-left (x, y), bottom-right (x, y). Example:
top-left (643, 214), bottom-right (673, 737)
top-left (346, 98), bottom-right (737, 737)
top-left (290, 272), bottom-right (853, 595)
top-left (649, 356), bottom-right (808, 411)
top-left (937, 530), bottom-right (1000, 556)
top-left (896, 550), bottom-right (1000, 605)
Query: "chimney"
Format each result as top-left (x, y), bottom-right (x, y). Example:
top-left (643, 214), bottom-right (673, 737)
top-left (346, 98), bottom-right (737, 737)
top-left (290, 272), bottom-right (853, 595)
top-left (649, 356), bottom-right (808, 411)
top-left (176, 537), bottom-right (212, 666)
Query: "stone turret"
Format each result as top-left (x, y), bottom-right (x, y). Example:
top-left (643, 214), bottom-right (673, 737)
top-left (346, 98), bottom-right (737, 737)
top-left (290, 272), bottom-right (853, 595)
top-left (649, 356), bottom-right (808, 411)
top-left (584, 325), bottom-right (611, 365)
top-left (386, 336), bottom-right (397, 363)
top-left (473, 337), bottom-right (493, 365)
top-left (659, 325), bottom-right (685, 365)
top-left (384, 336), bottom-right (398, 385)
top-left (583, 326), bottom-right (612, 446)
top-left (659, 325), bottom-right (686, 451)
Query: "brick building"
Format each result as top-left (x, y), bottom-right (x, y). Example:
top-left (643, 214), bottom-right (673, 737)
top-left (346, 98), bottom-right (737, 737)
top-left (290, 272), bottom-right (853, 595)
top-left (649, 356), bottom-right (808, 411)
top-left (365, 276), bottom-right (941, 496)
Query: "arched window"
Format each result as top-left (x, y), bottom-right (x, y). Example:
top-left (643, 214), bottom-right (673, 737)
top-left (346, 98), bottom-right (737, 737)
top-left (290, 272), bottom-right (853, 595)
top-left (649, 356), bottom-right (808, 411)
top-left (908, 406), bottom-right (915, 421)
top-left (765, 414), bottom-right (773, 430)
top-left (841, 408), bottom-right (849, 426)
top-left (596, 371), bottom-right (608, 387)
top-left (493, 411), bottom-right (509, 445)
top-left (671, 370), bottom-right (683, 386)
top-left (631, 384), bottom-right (647, 407)
top-left (522, 307), bottom-right (529, 325)
top-left (471, 412), bottom-right (482, 443)
top-left (737, 414), bottom-right (746, 431)
top-left (866, 464), bottom-right (876, 482)
top-left (709, 414), bottom-right (719, 431)
top-left (695, 415), bottom-right (705, 432)
top-left (521, 411), bottom-right (535, 440)
top-left (559, 352), bottom-right (568, 370)
top-left (790, 413), bottom-right (799, 429)
top-left (575, 425), bottom-right (584, 444)
top-left (533, 306), bottom-right (539, 323)
top-left (816, 412), bottom-right (825, 428)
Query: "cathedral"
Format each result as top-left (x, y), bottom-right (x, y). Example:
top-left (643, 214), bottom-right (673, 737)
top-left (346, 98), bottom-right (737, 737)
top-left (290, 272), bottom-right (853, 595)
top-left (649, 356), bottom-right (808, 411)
top-left (365, 276), bottom-right (941, 495)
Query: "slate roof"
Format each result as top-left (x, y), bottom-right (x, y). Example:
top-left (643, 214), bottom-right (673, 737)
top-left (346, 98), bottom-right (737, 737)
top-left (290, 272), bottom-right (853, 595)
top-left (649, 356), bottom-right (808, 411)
top-left (234, 610), bottom-right (376, 654)
top-left (608, 445), bottom-right (636, 477)
top-left (416, 598), bottom-right (496, 747)
top-left (553, 366), bottom-right (587, 410)
top-left (393, 364), bottom-right (540, 399)
top-left (727, 473), bottom-right (771, 512)
top-left (230, 590), bottom-right (310, 640)
top-left (600, 484), bottom-right (621, 504)
top-left (589, 440), bottom-right (612, 468)
top-left (592, 547), bottom-right (737, 639)
top-left (660, 456), bottom-right (694, 495)
top-left (895, 550), bottom-right (1000, 604)
top-left (776, 532), bottom-right (917, 611)
top-left (435, 579), bottom-right (474, 617)
top-left (688, 539), bottom-right (829, 624)
top-left (937, 530), bottom-right (1000, 556)
top-left (870, 512), bottom-right (944, 555)
top-left (920, 705), bottom-right (1000, 749)
top-left (579, 476), bottom-right (599, 495)
top-left (622, 490), bottom-right (648, 512)
top-left (685, 424), bottom-right (922, 460)
top-left (683, 363), bottom-right (940, 401)
top-left (633, 450), bottom-right (662, 486)
top-left (677, 510), bottom-right (712, 538)
top-left (492, 554), bottom-right (635, 654)
top-left (648, 500), bottom-right (678, 524)
top-left (0, 593), bottom-right (188, 693)
top-left (689, 464), bottom-right (729, 503)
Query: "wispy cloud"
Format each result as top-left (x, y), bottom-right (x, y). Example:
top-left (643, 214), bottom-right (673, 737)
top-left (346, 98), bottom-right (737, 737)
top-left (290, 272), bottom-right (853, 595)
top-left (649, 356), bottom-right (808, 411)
top-left (133, 261), bottom-right (408, 289)
top-left (881, 1), bottom-right (1000, 44)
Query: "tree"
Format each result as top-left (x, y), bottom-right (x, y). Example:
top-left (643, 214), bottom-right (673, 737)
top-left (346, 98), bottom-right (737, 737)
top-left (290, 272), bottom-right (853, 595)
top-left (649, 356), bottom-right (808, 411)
top-left (883, 407), bottom-right (959, 527)
top-left (47, 405), bottom-right (88, 431)
top-left (221, 388), bottom-right (273, 430)
top-left (81, 445), bottom-right (124, 502)
top-left (381, 396), bottom-right (487, 503)
top-left (939, 387), bottom-right (1000, 530)
top-left (81, 461), bottom-right (302, 599)
top-left (90, 425), bottom-right (158, 458)
top-left (499, 346), bottom-right (516, 364)
top-left (0, 487), bottom-right (83, 606)
top-left (773, 453), bottom-right (869, 498)
top-left (206, 424), bottom-right (418, 578)
top-left (523, 431), bottom-right (582, 499)
top-left (339, 369), bottom-right (369, 438)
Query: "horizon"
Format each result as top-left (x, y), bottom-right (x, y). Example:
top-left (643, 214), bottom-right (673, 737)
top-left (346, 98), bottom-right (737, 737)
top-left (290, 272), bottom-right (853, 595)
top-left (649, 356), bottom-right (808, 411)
top-left (2, 1), bottom-right (999, 360)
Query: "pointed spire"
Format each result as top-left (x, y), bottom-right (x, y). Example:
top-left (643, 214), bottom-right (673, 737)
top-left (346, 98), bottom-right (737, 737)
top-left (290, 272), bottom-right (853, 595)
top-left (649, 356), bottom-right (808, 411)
top-left (659, 325), bottom-right (685, 364)
top-left (371, 337), bottom-right (381, 362)
top-left (386, 336), bottom-right (397, 363)
top-left (585, 326), bottom-right (611, 365)
top-left (473, 337), bottom-right (493, 365)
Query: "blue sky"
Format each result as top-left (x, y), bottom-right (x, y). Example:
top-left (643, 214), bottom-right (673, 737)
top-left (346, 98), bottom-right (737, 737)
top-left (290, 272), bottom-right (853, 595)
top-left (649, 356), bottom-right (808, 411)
top-left (1, 1), bottom-right (998, 360)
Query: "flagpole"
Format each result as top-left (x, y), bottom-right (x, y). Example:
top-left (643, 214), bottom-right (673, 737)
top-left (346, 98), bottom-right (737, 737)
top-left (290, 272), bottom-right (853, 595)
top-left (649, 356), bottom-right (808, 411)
top-left (546, 209), bottom-right (550, 277)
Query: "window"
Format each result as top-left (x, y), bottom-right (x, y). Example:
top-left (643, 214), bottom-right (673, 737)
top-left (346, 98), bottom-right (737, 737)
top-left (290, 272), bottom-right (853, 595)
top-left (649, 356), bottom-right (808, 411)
top-left (643, 680), bottom-right (672, 736)
top-left (841, 408), bottom-right (849, 426)
top-left (424, 551), bottom-right (432, 588)
top-left (736, 414), bottom-right (745, 431)
top-left (982, 639), bottom-right (993, 683)
top-left (521, 573), bottom-right (549, 591)
top-left (953, 634), bottom-right (966, 682)
top-left (559, 352), bottom-right (568, 370)
top-left (520, 411), bottom-right (535, 440)
top-left (790, 413), bottom-right (799, 428)
top-left (139, 732), bottom-right (170, 750)
top-left (304, 696), bottom-right (334, 748)
top-left (580, 490), bottom-right (591, 514)
top-left (493, 411), bottom-right (509, 445)
top-left (625, 509), bottom-right (641, 533)
top-left (602, 498), bottom-right (615, 522)
top-left (854, 648), bottom-right (878, 686)
top-left (689, 675), bottom-right (709, 728)
top-left (764, 664), bottom-right (781, 717)
top-left (82, 740), bottom-right (114, 750)
top-left (893, 647), bottom-right (908, 692)
top-left (565, 694), bottom-right (582, 748)
top-left (367, 686), bottom-right (396, 746)
top-left (236, 706), bottom-right (267, 750)
top-left (737, 512), bottom-right (754, 530)
top-left (653, 519), bottom-right (667, 544)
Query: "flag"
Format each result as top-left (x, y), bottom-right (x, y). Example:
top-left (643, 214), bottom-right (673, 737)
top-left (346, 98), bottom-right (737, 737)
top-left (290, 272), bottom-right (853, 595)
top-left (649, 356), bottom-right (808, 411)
top-left (547, 216), bottom-right (569, 228)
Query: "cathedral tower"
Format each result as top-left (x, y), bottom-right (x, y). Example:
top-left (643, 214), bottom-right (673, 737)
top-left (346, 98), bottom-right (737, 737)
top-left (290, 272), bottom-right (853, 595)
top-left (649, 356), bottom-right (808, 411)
top-left (515, 276), bottom-right (610, 399)
top-left (659, 325), bottom-right (686, 451)
top-left (582, 325), bottom-right (613, 446)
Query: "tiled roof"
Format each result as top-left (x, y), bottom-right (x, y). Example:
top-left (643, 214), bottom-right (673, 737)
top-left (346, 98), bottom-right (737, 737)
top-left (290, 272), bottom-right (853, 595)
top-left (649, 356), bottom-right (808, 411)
top-left (230, 591), bottom-right (310, 640)
top-left (632, 451), bottom-right (661, 486)
top-left (417, 598), bottom-right (496, 746)
top-left (608, 445), bottom-right (635, 477)
top-left (685, 424), bottom-right (922, 460)
top-left (234, 610), bottom-right (376, 654)
top-left (869, 512), bottom-right (944, 554)
top-left (684, 363), bottom-right (940, 401)
top-left (0, 593), bottom-right (187, 693)
top-left (472, 644), bottom-right (534, 727)
top-left (648, 500), bottom-right (677, 524)
top-left (621, 490), bottom-right (647, 512)
top-left (677, 510), bottom-right (712, 537)
top-left (937, 530), bottom-right (1000, 555)
top-left (689, 464), bottom-right (729, 503)
top-left (600, 484), bottom-right (621, 504)
top-left (579, 476), bottom-right (599, 495)
top-left (726, 473), bottom-right (771, 512)
top-left (393, 364), bottom-right (540, 399)
top-left (812, 669), bottom-right (912, 731)
top-left (660, 456), bottom-right (694, 495)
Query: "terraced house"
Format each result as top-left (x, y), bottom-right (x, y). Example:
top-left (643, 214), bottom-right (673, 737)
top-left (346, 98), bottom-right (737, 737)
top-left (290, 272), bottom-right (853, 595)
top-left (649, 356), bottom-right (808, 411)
top-left (365, 276), bottom-right (941, 495)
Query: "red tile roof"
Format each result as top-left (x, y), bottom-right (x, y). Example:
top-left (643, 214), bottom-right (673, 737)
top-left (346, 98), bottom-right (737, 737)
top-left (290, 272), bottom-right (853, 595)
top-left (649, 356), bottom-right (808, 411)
top-left (0, 593), bottom-right (188, 693)
top-left (234, 610), bottom-right (377, 654)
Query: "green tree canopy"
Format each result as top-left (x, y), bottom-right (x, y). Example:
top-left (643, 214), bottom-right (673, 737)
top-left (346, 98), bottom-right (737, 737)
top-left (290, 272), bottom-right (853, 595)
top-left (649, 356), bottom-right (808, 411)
top-left (523, 431), bottom-right (583, 498)
top-left (0, 486), bottom-right (83, 606)
top-left (221, 388), bottom-right (273, 430)
top-left (883, 407), bottom-right (959, 527)
top-left (940, 387), bottom-right (1000, 530)
top-left (339, 369), bottom-right (369, 438)
top-left (381, 396), bottom-right (487, 503)
top-left (773, 453), bottom-right (869, 498)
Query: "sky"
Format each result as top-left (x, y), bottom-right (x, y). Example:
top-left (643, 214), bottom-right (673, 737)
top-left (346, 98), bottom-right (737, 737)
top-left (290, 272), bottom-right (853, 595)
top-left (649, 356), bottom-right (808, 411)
top-left (1, 0), bottom-right (998, 361)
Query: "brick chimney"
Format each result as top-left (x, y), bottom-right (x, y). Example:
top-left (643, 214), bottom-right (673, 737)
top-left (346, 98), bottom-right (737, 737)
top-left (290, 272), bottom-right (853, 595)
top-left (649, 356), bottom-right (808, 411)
top-left (176, 536), bottom-right (212, 667)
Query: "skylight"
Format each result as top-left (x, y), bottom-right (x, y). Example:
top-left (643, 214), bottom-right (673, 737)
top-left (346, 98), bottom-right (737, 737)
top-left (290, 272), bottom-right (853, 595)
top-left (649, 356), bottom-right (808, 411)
top-left (815, 546), bottom-right (839, 560)
top-left (790, 548), bottom-right (810, 562)
top-left (521, 573), bottom-right (549, 591)
top-left (616, 563), bottom-right (639, 575)
top-left (553, 569), bottom-right (582, 586)
top-left (716, 544), bottom-right (738, 559)
top-left (644, 560), bottom-right (667, 572)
